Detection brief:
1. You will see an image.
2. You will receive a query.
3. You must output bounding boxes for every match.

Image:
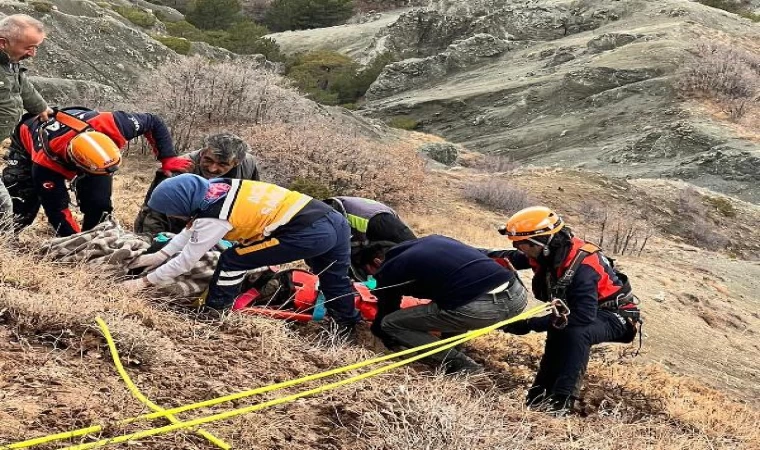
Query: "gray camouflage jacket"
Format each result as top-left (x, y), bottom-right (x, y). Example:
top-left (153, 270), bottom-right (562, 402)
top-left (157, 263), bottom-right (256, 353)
top-left (0, 51), bottom-right (47, 140)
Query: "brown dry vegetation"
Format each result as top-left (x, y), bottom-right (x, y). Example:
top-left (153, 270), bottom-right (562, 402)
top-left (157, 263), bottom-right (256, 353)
top-left (2, 156), bottom-right (760, 449)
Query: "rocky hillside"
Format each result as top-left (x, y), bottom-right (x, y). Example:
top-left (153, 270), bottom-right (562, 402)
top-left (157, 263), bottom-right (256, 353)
top-left (270, 0), bottom-right (760, 204)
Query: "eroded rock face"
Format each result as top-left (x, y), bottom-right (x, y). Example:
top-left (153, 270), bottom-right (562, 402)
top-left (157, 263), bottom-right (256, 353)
top-left (367, 33), bottom-right (511, 99)
top-left (369, 0), bottom-right (621, 60)
top-left (1, 2), bottom-right (176, 99)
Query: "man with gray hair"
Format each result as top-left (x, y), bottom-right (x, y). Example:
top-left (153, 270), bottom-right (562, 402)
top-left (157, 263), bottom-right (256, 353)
top-left (134, 132), bottom-right (260, 235)
top-left (0, 14), bottom-right (53, 228)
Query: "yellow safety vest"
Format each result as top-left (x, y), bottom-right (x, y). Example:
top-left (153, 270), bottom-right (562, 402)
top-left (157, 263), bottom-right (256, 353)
top-left (213, 179), bottom-right (312, 243)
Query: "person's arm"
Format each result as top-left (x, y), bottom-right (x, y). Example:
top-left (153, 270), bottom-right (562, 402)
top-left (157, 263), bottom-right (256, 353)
top-left (480, 248), bottom-right (532, 270)
top-left (20, 71), bottom-right (48, 116)
top-left (110, 111), bottom-right (176, 159)
top-left (146, 218), bottom-right (232, 284)
top-left (370, 266), bottom-right (405, 340)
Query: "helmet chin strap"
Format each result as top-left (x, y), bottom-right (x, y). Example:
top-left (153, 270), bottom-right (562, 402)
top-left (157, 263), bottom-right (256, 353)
top-left (527, 234), bottom-right (554, 257)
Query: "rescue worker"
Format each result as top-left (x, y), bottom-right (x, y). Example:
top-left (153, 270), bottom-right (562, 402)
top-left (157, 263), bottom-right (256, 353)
top-left (490, 206), bottom-right (641, 414)
top-left (366, 235), bottom-right (527, 374)
top-left (323, 196), bottom-right (416, 280)
top-left (0, 14), bottom-right (53, 227)
top-left (1, 107), bottom-right (191, 236)
top-left (123, 173), bottom-right (361, 333)
top-left (134, 132), bottom-right (260, 235)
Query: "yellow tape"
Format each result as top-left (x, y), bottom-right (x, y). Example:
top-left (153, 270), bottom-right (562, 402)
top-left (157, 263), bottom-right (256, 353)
top-left (93, 318), bottom-right (230, 450)
top-left (1, 304), bottom-right (550, 450)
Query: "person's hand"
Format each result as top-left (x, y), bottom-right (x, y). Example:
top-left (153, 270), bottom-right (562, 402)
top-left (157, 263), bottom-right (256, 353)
top-left (500, 319), bottom-right (533, 335)
top-left (128, 250), bottom-right (170, 271)
top-left (121, 277), bottom-right (150, 293)
top-left (36, 107), bottom-right (54, 122)
top-left (160, 156), bottom-right (193, 176)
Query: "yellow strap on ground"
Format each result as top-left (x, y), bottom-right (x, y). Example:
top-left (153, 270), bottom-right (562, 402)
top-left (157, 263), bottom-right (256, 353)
top-left (94, 318), bottom-right (231, 450)
top-left (61, 305), bottom-right (551, 450)
top-left (0, 304), bottom-right (550, 450)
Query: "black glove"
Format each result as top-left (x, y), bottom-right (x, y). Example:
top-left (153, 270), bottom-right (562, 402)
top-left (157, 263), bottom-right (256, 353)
top-left (500, 319), bottom-right (533, 335)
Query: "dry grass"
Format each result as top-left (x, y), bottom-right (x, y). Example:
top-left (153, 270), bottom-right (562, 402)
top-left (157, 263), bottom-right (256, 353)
top-left (463, 179), bottom-right (534, 214)
top-left (243, 120), bottom-right (426, 206)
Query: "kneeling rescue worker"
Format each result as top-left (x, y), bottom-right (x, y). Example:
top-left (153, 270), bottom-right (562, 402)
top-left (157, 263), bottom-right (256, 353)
top-left (124, 174), bottom-right (361, 334)
top-left (1, 107), bottom-right (190, 236)
top-left (366, 235), bottom-right (528, 374)
top-left (490, 206), bottom-right (641, 414)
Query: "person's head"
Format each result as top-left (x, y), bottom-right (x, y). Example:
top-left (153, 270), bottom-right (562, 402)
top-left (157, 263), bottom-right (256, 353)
top-left (67, 131), bottom-right (121, 175)
top-left (0, 14), bottom-right (45, 63)
top-left (357, 241), bottom-right (398, 276)
top-left (147, 174), bottom-right (234, 224)
top-left (499, 206), bottom-right (566, 259)
top-left (197, 132), bottom-right (250, 179)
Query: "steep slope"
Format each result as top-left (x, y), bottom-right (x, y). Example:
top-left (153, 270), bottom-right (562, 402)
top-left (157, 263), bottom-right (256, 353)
top-left (1, 159), bottom-right (759, 449)
top-left (265, 0), bottom-right (760, 204)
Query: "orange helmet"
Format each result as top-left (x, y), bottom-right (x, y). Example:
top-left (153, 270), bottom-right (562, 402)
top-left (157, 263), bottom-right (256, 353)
top-left (67, 131), bottom-right (121, 175)
top-left (499, 206), bottom-right (564, 242)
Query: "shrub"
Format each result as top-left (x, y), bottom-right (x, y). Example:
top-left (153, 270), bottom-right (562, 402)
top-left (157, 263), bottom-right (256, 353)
top-left (113, 6), bottom-right (157, 28)
top-left (463, 180), bottom-right (533, 213)
top-left (31, 1), bottom-right (53, 13)
top-left (286, 51), bottom-right (361, 105)
top-left (215, 19), bottom-right (270, 53)
top-left (577, 203), bottom-right (652, 256)
top-left (154, 35), bottom-right (192, 55)
top-left (243, 120), bottom-right (425, 206)
top-left (130, 56), bottom-right (315, 152)
top-left (704, 195), bottom-right (737, 218)
top-left (289, 177), bottom-right (335, 198)
top-left (264, 0), bottom-right (354, 31)
top-left (668, 187), bottom-right (730, 250)
top-left (186, 0), bottom-right (242, 30)
top-left (678, 42), bottom-right (760, 120)
top-left (164, 20), bottom-right (202, 39)
top-left (386, 116), bottom-right (420, 130)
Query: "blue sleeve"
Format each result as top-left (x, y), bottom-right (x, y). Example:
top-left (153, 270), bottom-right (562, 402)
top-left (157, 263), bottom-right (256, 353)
top-left (480, 248), bottom-right (532, 270)
top-left (112, 111), bottom-right (176, 159)
top-left (564, 264), bottom-right (599, 326)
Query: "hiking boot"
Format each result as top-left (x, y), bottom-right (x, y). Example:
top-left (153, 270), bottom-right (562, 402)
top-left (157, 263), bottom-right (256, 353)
top-left (443, 355), bottom-right (485, 375)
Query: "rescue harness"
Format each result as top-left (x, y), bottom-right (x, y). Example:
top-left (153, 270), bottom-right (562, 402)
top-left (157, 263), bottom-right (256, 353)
top-left (552, 242), bottom-right (643, 354)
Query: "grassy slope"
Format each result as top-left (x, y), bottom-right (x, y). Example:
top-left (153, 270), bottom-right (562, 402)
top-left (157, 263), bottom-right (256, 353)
top-left (1, 157), bottom-right (759, 449)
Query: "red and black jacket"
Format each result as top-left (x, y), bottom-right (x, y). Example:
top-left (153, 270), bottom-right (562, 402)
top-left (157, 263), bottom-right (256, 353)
top-left (14, 108), bottom-right (177, 179)
top-left (490, 237), bottom-right (627, 329)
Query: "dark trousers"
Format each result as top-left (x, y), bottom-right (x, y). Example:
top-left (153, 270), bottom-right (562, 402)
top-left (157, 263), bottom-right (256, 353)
top-left (381, 280), bottom-right (527, 371)
top-left (206, 210), bottom-right (361, 326)
top-left (531, 310), bottom-right (630, 399)
top-left (3, 156), bottom-right (113, 236)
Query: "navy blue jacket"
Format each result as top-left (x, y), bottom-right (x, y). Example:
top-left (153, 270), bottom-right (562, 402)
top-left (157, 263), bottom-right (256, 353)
top-left (375, 235), bottom-right (516, 315)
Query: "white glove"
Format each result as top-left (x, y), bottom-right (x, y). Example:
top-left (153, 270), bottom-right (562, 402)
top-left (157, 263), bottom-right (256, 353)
top-left (121, 277), bottom-right (150, 293)
top-left (128, 250), bottom-right (170, 270)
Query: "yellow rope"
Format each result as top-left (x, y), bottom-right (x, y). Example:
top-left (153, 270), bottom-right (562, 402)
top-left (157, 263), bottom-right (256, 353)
top-left (1, 304), bottom-right (550, 450)
top-left (94, 318), bottom-right (231, 449)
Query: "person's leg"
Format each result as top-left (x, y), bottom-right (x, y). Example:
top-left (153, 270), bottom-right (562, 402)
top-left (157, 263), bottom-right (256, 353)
top-left (1, 145), bottom-right (39, 232)
top-left (549, 311), bottom-right (629, 398)
top-left (205, 215), bottom-right (343, 310)
top-left (74, 174), bottom-right (114, 231)
top-left (381, 294), bottom-right (510, 373)
top-left (33, 164), bottom-right (79, 236)
top-left (0, 178), bottom-right (12, 230)
top-left (305, 210), bottom-right (360, 327)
